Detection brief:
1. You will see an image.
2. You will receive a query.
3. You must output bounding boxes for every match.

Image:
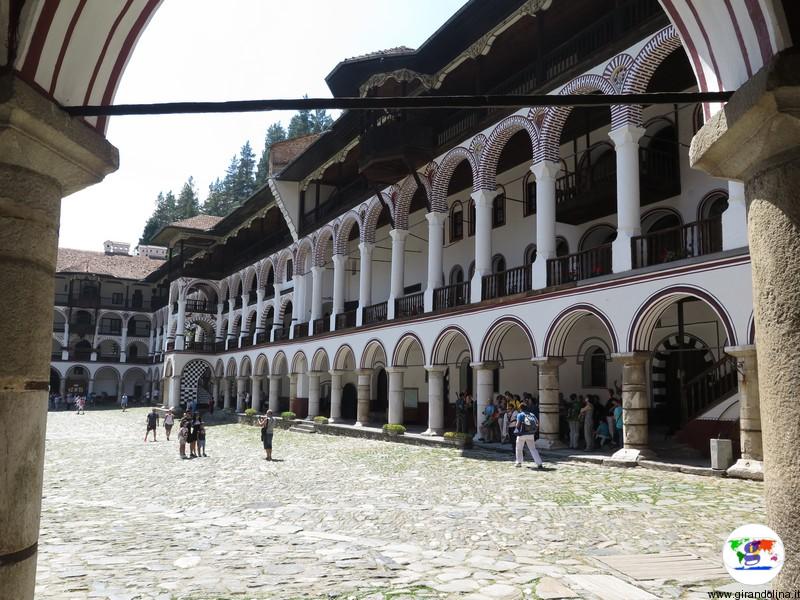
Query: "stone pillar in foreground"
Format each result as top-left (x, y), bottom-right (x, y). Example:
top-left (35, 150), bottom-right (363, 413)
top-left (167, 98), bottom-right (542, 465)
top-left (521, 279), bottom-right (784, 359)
top-left (251, 375), bottom-right (263, 413)
top-left (532, 357), bottom-right (565, 449)
top-left (471, 362), bottom-right (497, 442)
top-left (307, 372), bottom-right (321, 418)
top-left (424, 366), bottom-right (446, 435)
top-left (610, 352), bottom-right (652, 464)
top-left (329, 370), bottom-right (344, 423)
top-left (288, 373), bottom-right (298, 415)
top-left (268, 375), bottom-right (281, 413)
top-left (222, 377), bottom-right (232, 410)
top-left (355, 369), bottom-right (372, 427)
top-left (235, 377), bottom-right (247, 413)
top-left (689, 49), bottom-right (800, 590)
top-left (725, 345), bottom-right (762, 479)
top-left (386, 367), bottom-right (405, 425)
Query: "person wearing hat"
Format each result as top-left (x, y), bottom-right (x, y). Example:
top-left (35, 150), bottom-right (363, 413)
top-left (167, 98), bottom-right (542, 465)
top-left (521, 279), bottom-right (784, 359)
top-left (258, 410), bottom-right (276, 460)
top-left (163, 408), bottom-right (175, 441)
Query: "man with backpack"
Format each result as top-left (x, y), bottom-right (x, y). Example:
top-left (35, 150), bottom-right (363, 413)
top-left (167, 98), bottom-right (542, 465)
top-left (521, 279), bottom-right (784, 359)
top-left (514, 408), bottom-right (544, 469)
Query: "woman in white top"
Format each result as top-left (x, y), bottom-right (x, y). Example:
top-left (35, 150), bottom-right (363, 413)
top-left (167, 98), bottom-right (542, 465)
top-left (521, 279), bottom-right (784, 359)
top-left (163, 409), bottom-right (175, 441)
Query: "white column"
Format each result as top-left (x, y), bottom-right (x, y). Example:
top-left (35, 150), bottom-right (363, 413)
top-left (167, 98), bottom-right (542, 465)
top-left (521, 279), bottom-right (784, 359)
top-left (609, 124), bottom-right (645, 273)
top-left (356, 242), bottom-right (374, 326)
top-left (307, 372), bottom-right (321, 418)
top-left (355, 369), bottom-right (372, 426)
top-left (120, 324), bottom-right (128, 363)
top-left (251, 375), bottom-right (263, 413)
top-left (254, 288), bottom-right (265, 342)
top-left (270, 297), bottom-right (281, 342)
top-left (424, 366), bottom-right (446, 435)
top-left (531, 160), bottom-right (560, 289)
top-left (330, 254), bottom-right (346, 330)
top-left (223, 377), bottom-right (232, 410)
top-left (387, 229), bottom-right (407, 319)
top-left (236, 376), bottom-right (247, 412)
top-left (211, 379), bottom-right (219, 406)
top-left (174, 299), bottom-right (187, 351)
top-left (147, 326), bottom-right (155, 357)
top-left (288, 373), bottom-right (298, 415)
top-left (168, 376), bottom-right (180, 410)
top-left (238, 293), bottom-right (249, 347)
top-left (723, 180), bottom-right (748, 250)
top-left (472, 362), bottom-right (497, 442)
top-left (61, 317), bottom-right (70, 360)
top-left (164, 309), bottom-right (173, 350)
top-left (423, 211), bottom-right (446, 311)
top-left (470, 189), bottom-right (496, 303)
top-left (329, 370), bottom-right (344, 423)
top-left (226, 298), bottom-right (235, 349)
top-left (268, 375), bottom-right (281, 413)
top-left (150, 377), bottom-right (158, 404)
top-left (310, 266), bottom-right (324, 331)
top-left (386, 367), bottom-right (405, 425)
top-left (215, 302), bottom-right (225, 341)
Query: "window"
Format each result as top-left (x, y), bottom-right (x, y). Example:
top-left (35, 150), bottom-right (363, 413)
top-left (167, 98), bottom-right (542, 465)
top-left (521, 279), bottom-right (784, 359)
top-left (492, 191), bottom-right (506, 228)
top-left (582, 346), bottom-right (608, 388)
top-left (699, 191), bottom-right (729, 221)
top-left (524, 244), bottom-right (537, 266)
top-left (524, 174), bottom-right (536, 217)
top-left (449, 266), bottom-right (464, 285)
top-left (286, 260), bottom-right (293, 281)
top-left (556, 237), bottom-right (570, 257)
top-left (112, 292), bottom-right (123, 305)
top-left (100, 317), bottom-right (121, 335)
top-left (449, 202), bottom-right (463, 242)
top-left (468, 199), bottom-right (476, 237)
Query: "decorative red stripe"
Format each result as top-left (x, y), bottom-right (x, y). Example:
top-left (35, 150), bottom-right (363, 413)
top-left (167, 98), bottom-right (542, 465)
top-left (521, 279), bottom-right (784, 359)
top-left (19, 0), bottom-right (58, 80)
top-left (685, 0), bottom-right (723, 92)
top-left (723, 0), bottom-right (753, 78)
top-left (49, 0), bottom-right (87, 96)
top-left (97, 0), bottom-right (160, 132)
top-left (744, 0), bottom-right (773, 65)
top-left (83, 0), bottom-right (134, 106)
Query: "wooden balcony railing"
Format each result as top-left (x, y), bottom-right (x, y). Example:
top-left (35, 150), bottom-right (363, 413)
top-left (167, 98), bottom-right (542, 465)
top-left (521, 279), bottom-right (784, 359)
top-left (363, 301), bottom-right (388, 325)
top-left (433, 281), bottom-right (470, 311)
top-left (126, 355), bottom-right (153, 363)
top-left (632, 217), bottom-right (722, 269)
top-left (273, 327), bottom-right (290, 341)
top-left (395, 291), bottom-right (424, 318)
top-left (682, 354), bottom-right (738, 424)
top-left (546, 243), bottom-right (613, 287)
top-left (313, 318), bottom-right (330, 335)
top-left (215, 341), bottom-right (227, 352)
top-left (482, 266), bottom-right (531, 301)
top-left (294, 322), bottom-right (309, 339)
top-left (240, 336), bottom-right (253, 349)
top-left (335, 309), bottom-right (357, 330)
top-left (186, 299), bottom-right (213, 314)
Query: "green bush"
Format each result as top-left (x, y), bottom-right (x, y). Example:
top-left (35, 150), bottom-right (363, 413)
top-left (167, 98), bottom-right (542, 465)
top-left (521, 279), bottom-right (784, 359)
top-left (281, 411), bottom-right (297, 420)
top-left (382, 423), bottom-right (406, 434)
top-left (313, 416), bottom-right (328, 424)
top-left (244, 408), bottom-right (257, 416)
top-left (443, 431), bottom-right (472, 441)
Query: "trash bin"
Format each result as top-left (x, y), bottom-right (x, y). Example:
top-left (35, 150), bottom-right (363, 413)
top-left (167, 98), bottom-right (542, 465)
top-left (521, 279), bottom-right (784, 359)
top-left (710, 438), bottom-right (734, 471)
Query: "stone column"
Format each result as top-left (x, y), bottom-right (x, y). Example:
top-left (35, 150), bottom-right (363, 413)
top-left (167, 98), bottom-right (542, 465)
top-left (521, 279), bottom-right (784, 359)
top-left (386, 367), bottom-right (405, 425)
top-left (424, 366), bottom-right (446, 435)
top-left (310, 265), bottom-right (324, 329)
top-left (723, 180), bottom-right (748, 250)
top-left (251, 375), bottom-right (263, 413)
top-left (689, 52), bottom-right (800, 588)
top-left (387, 229), bottom-right (407, 319)
top-left (211, 379), bottom-right (220, 406)
top-left (471, 362), bottom-right (497, 442)
top-left (222, 377), bottom-right (232, 410)
top-left (226, 298), bottom-right (235, 349)
top-left (254, 289), bottom-right (265, 343)
top-left (329, 370), bottom-right (344, 423)
top-left (0, 73), bottom-right (118, 600)
top-left (174, 299), bottom-right (187, 351)
top-left (288, 373), bottom-right (298, 415)
top-left (470, 189), bottom-right (497, 303)
top-left (62, 319), bottom-right (71, 360)
top-left (610, 352), bottom-right (652, 463)
top-left (215, 302), bottom-right (225, 342)
top-left (87, 378), bottom-right (95, 398)
top-left (236, 376), bottom-right (247, 413)
top-left (608, 124), bottom-right (645, 274)
top-left (119, 324), bottom-right (128, 363)
top-left (531, 357), bottom-right (565, 449)
top-left (150, 377), bottom-right (158, 405)
top-left (58, 377), bottom-right (67, 398)
top-left (238, 293), bottom-right (249, 347)
top-left (268, 375), bottom-right (281, 413)
top-left (168, 376), bottom-right (180, 410)
top-left (355, 369), bottom-right (372, 427)
top-left (330, 254), bottom-right (346, 331)
top-left (531, 160), bottom-right (559, 289)
top-left (356, 242), bottom-right (374, 326)
top-left (307, 372), bottom-right (321, 418)
top-left (423, 211), bottom-right (446, 311)
top-left (725, 345), bottom-right (762, 479)
top-left (117, 379), bottom-right (125, 404)
top-left (147, 326), bottom-right (155, 357)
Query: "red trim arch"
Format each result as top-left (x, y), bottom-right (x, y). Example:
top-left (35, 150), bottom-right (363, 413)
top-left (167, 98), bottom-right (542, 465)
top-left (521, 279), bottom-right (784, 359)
top-left (479, 316), bottom-right (536, 362)
top-left (478, 115), bottom-right (540, 191)
top-left (543, 304), bottom-right (620, 357)
top-left (254, 353), bottom-right (269, 376)
top-left (360, 338), bottom-right (388, 370)
top-left (334, 211), bottom-right (362, 256)
top-left (290, 350), bottom-right (308, 374)
top-left (311, 347), bottom-right (330, 372)
top-left (313, 225), bottom-right (335, 268)
top-left (391, 332), bottom-right (426, 368)
top-left (430, 146), bottom-right (479, 213)
top-left (332, 344), bottom-right (356, 371)
top-left (627, 285), bottom-right (737, 351)
top-left (271, 351), bottom-right (288, 376)
top-left (430, 325), bottom-right (474, 366)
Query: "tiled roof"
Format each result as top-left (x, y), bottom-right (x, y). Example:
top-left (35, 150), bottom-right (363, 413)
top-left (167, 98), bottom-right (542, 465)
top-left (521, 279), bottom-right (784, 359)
top-left (269, 134), bottom-right (322, 176)
top-left (343, 46), bottom-right (415, 63)
top-left (56, 248), bottom-right (165, 280)
top-left (169, 214), bottom-right (223, 231)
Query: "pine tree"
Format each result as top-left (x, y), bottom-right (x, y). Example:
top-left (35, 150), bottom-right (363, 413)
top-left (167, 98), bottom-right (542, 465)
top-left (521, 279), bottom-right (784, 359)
top-left (255, 122), bottom-right (287, 185)
top-left (175, 177), bottom-right (200, 219)
top-left (139, 190), bottom-right (179, 244)
top-left (288, 95), bottom-right (314, 138)
top-left (203, 177), bottom-right (229, 217)
top-left (233, 141), bottom-right (257, 201)
top-left (310, 108), bottom-right (334, 133)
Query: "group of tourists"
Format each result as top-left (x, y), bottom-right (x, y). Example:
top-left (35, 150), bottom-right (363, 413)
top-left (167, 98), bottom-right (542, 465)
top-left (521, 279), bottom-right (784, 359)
top-left (562, 389), bottom-right (623, 451)
top-left (49, 392), bottom-right (91, 412)
top-left (142, 408), bottom-right (207, 458)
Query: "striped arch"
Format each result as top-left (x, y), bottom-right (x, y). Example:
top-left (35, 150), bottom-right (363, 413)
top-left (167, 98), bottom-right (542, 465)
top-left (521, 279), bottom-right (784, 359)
top-left (244, 307), bottom-right (258, 334)
top-left (218, 279), bottom-right (230, 302)
top-left (313, 225), bottom-right (335, 267)
top-left (181, 278), bottom-right (221, 303)
top-left (391, 333), bottom-right (426, 368)
top-left (228, 273), bottom-right (243, 298)
top-left (257, 257), bottom-right (276, 288)
top-left (333, 344), bottom-right (356, 371)
top-left (480, 316), bottom-right (536, 362)
top-left (543, 304), bottom-right (620, 357)
top-left (240, 356), bottom-right (253, 377)
top-left (334, 210), bottom-right (362, 255)
top-left (431, 326), bottom-right (474, 366)
top-left (479, 115), bottom-right (540, 191)
top-left (393, 174), bottom-right (431, 231)
top-left (538, 73), bottom-right (620, 162)
top-left (186, 315), bottom-right (215, 339)
top-left (272, 351), bottom-right (288, 376)
top-left (277, 294), bottom-right (294, 321)
top-left (254, 354), bottom-right (269, 377)
top-left (430, 146), bottom-right (478, 213)
top-left (275, 248), bottom-right (294, 284)
top-left (291, 351), bottom-right (308, 374)
top-left (225, 358), bottom-right (237, 377)
top-left (627, 285), bottom-right (737, 352)
top-left (96, 309), bottom-right (124, 323)
top-left (618, 26), bottom-right (683, 126)
top-left (242, 266), bottom-right (258, 292)
top-left (294, 238), bottom-right (314, 275)
top-left (259, 303), bottom-right (275, 330)
top-left (311, 348), bottom-right (330, 372)
top-left (362, 196), bottom-right (388, 244)
top-left (651, 333), bottom-right (714, 403)
top-left (360, 339), bottom-right (388, 370)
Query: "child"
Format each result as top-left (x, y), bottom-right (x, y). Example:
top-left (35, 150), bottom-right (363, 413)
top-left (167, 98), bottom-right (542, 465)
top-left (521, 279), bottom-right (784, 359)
top-left (595, 420), bottom-right (612, 448)
top-left (197, 418), bottom-right (207, 457)
top-left (178, 419), bottom-right (189, 459)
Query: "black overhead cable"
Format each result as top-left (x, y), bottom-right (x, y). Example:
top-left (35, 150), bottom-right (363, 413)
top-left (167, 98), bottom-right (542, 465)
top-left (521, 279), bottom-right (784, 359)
top-left (64, 91), bottom-right (733, 117)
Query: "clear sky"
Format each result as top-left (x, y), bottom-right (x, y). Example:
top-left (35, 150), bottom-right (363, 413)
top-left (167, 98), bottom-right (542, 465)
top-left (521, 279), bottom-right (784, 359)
top-left (59, 0), bottom-right (469, 251)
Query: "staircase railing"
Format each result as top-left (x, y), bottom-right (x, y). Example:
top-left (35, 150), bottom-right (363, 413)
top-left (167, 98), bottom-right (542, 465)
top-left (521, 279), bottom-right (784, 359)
top-left (682, 354), bottom-right (739, 424)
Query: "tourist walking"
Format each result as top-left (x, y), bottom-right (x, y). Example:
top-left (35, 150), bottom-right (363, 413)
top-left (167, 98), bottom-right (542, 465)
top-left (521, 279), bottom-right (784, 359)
top-left (197, 417), bottom-right (207, 457)
top-left (580, 395), bottom-right (594, 451)
top-left (208, 397), bottom-right (215, 415)
top-left (514, 408), bottom-right (543, 469)
top-left (178, 418), bottom-right (189, 459)
top-left (144, 408), bottom-right (159, 442)
top-left (76, 395), bottom-right (86, 415)
top-left (121, 393), bottom-right (129, 412)
top-left (187, 413), bottom-right (198, 458)
top-left (163, 408), bottom-right (174, 440)
top-left (258, 410), bottom-right (276, 460)
top-left (613, 398), bottom-right (624, 448)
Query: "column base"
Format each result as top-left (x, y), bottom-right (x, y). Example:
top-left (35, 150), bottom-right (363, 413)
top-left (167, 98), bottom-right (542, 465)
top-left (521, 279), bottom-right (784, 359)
top-left (353, 421), bottom-right (364, 427)
top-left (727, 458), bottom-right (764, 481)
top-left (422, 428), bottom-right (443, 436)
top-left (607, 446), bottom-right (656, 466)
top-left (535, 437), bottom-right (566, 450)
top-left (327, 417), bottom-right (338, 424)
top-left (423, 288), bottom-right (434, 312)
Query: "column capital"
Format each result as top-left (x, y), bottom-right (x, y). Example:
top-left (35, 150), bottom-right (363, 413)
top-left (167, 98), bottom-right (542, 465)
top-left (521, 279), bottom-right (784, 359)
top-left (256, 288), bottom-right (265, 300)
top-left (358, 241), bottom-right (375, 254)
top-left (531, 356), bottom-right (566, 368)
top-left (725, 344), bottom-right (757, 359)
top-left (530, 159), bottom-right (560, 180)
top-left (228, 298), bottom-right (236, 310)
top-left (308, 370), bottom-right (323, 378)
top-left (328, 369), bottom-right (347, 377)
top-left (332, 253), bottom-right (347, 265)
top-left (217, 302), bottom-right (225, 312)
top-left (289, 372), bottom-right (299, 381)
top-left (424, 365), bottom-right (448, 374)
top-left (389, 228), bottom-right (409, 241)
top-left (236, 376), bottom-right (248, 383)
top-left (355, 368), bottom-right (373, 376)
top-left (611, 351), bottom-right (651, 365)
top-left (251, 374), bottom-right (264, 382)
top-left (268, 374), bottom-right (282, 382)
top-left (425, 211), bottom-right (447, 226)
top-left (608, 123), bottom-right (646, 148)
top-left (470, 188), bottom-right (499, 207)
top-left (469, 361), bottom-right (500, 370)
top-left (384, 366), bottom-right (405, 374)
top-left (311, 265), bottom-right (325, 275)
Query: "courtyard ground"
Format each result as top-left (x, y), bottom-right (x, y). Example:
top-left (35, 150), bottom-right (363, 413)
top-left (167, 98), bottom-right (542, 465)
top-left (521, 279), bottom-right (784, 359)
top-left (36, 408), bottom-right (764, 600)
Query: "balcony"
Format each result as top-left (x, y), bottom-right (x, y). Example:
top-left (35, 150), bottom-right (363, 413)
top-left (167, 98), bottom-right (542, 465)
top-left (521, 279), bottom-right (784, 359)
top-left (313, 318), bottom-right (330, 335)
top-left (363, 301), bottom-right (388, 325)
top-left (274, 327), bottom-right (290, 341)
top-left (98, 327), bottom-right (122, 336)
top-left (186, 299), bottom-right (213, 314)
top-left (126, 355), bottom-right (153, 364)
top-left (240, 336), bottom-right (253, 349)
top-left (335, 309), bottom-right (357, 331)
top-left (482, 266), bottom-right (531, 301)
top-left (433, 282), bottom-right (470, 311)
top-left (632, 217), bottom-right (722, 269)
top-left (294, 322), bottom-right (309, 339)
top-left (127, 326), bottom-right (150, 338)
top-left (547, 243), bottom-right (613, 287)
top-left (395, 292), bottom-right (424, 319)
top-left (98, 354), bottom-right (120, 363)
top-left (215, 341), bottom-right (227, 352)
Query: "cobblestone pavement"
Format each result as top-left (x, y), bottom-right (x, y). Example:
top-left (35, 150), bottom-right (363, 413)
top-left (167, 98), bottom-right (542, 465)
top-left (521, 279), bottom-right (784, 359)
top-left (36, 408), bottom-right (765, 600)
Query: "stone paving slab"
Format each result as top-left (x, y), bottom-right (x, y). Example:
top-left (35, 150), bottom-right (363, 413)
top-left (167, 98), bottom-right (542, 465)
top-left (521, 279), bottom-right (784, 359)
top-left (35, 408), bottom-right (765, 599)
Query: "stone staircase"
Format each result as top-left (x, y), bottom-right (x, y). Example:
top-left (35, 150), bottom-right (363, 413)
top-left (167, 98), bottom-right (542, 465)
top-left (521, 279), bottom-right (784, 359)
top-left (289, 421), bottom-right (316, 434)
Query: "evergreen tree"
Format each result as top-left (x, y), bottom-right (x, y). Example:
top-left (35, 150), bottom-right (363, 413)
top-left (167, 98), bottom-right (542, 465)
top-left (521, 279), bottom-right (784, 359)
top-left (175, 176), bottom-right (200, 219)
top-left (288, 95), bottom-right (314, 138)
top-left (233, 141), bottom-right (257, 201)
top-left (203, 177), bottom-right (229, 217)
top-left (310, 108), bottom-right (334, 133)
top-left (139, 190), bottom-right (178, 244)
top-left (255, 122), bottom-right (287, 185)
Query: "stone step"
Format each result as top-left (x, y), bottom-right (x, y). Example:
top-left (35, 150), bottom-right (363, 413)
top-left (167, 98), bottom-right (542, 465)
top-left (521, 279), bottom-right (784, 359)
top-left (289, 422), bottom-right (316, 434)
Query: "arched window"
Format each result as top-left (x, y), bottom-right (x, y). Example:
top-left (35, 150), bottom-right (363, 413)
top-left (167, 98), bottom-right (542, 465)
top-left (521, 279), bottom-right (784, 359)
top-left (582, 346), bottom-right (607, 387)
top-left (579, 224), bottom-right (617, 251)
top-left (524, 172), bottom-right (536, 217)
top-left (698, 190), bottom-right (729, 221)
top-left (491, 254), bottom-right (506, 274)
top-left (467, 199), bottom-right (476, 237)
top-left (449, 265), bottom-right (464, 285)
top-left (492, 187), bottom-right (506, 228)
top-left (524, 244), bottom-right (536, 266)
top-left (449, 201), bottom-right (464, 242)
top-left (642, 209), bottom-right (682, 234)
top-left (556, 236), bottom-right (570, 257)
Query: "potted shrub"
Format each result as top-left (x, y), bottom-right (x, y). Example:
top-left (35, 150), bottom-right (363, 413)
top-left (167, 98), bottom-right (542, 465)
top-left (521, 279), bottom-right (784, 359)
top-left (382, 423), bottom-right (406, 437)
top-left (443, 431), bottom-right (473, 449)
top-left (244, 408), bottom-right (257, 417)
top-left (280, 411), bottom-right (297, 421)
top-left (313, 416), bottom-right (329, 424)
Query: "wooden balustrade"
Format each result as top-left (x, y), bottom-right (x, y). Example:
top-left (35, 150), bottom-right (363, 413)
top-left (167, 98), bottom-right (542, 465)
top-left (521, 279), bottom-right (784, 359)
top-left (433, 282), bottom-right (470, 310)
top-left (481, 266), bottom-right (531, 301)
top-left (395, 292), bottom-right (424, 318)
top-left (546, 244), bottom-right (612, 286)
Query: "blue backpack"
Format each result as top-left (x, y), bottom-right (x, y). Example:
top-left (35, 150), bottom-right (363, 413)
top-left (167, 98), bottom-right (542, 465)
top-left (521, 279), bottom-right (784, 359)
top-left (521, 411), bottom-right (538, 434)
